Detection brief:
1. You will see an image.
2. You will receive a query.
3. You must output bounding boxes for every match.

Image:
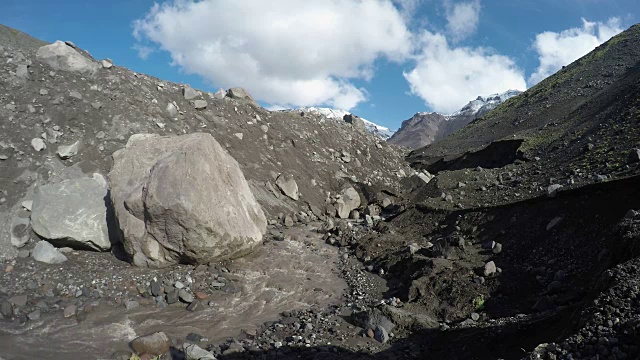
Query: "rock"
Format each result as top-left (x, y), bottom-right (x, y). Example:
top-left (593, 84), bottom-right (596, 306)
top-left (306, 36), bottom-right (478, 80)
top-left (283, 215), bottom-right (294, 227)
top-left (56, 141), bottom-right (80, 159)
top-left (131, 332), bottom-right (171, 356)
top-left (628, 149), bottom-right (640, 164)
top-left (166, 290), bottom-right (179, 304)
top-left (186, 301), bottom-right (202, 312)
top-left (343, 114), bottom-right (366, 132)
top-left (166, 102), bottom-right (178, 116)
top-left (374, 325), bottom-right (389, 344)
top-left (471, 312), bottom-right (480, 321)
top-left (16, 64), bottom-right (29, 80)
top-left (36, 41), bottom-right (98, 76)
top-left (101, 59), bottom-right (113, 69)
top-left (69, 90), bottom-right (83, 100)
top-left (184, 343), bottom-right (216, 360)
top-left (31, 176), bottom-right (111, 251)
top-left (178, 289), bottom-right (194, 303)
top-left (193, 100), bottom-right (207, 110)
top-left (150, 281), bottom-right (162, 297)
top-left (546, 217), bottom-right (563, 231)
top-left (10, 215), bottom-right (31, 248)
top-left (1, 301), bottom-right (13, 318)
top-left (17, 249), bottom-right (30, 258)
top-left (227, 88), bottom-right (258, 106)
top-left (532, 296), bottom-right (557, 312)
top-left (31, 241), bottom-right (67, 264)
top-left (108, 133), bottom-right (267, 267)
top-left (125, 300), bottom-right (139, 310)
top-left (9, 294), bottom-right (27, 307)
top-left (275, 174), bottom-right (299, 201)
top-left (546, 184), bottom-right (563, 198)
top-left (233, 133), bottom-right (244, 140)
top-left (28, 310), bottom-right (41, 321)
top-left (336, 187), bottom-right (361, 219)
top-left (594, 174), bottom-right (607, 183)
top-left (63, 304), bottom-right (77, 318)
top-left (183, 86), bottom-right (198, 100)
top-left (493, 243), bottom-right (503, 254)
top-left (31, 138), bottom-right (46, 151)
top-left (483, 261), bottom-right (497, 277)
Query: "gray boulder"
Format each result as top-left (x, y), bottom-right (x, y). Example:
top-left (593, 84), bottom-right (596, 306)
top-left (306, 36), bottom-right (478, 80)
top-left (35, 41), bottom-right (98, 76)
top-left (275, 174), bottom-right (299, 201)
top-left (226, 87), bottom-right (259, 107)
top-left (184, 343), bottom-right (216, 360)
top-left (31, 176), bottom-right (111, 251)
top-left (32, 241), bottom-right (67, 264)
top-left (344, 114), bottom-right (366, 132)
top-left (108, 133), bottom-right (267, 268)
top-left (56, 141), bottom-right (80, 159)
top-left (336, 187), bottom-right (361, 219)
top-left (183, 86), bottom-right (198, 100)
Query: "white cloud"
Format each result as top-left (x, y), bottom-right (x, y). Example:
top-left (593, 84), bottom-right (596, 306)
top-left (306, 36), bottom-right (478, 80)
top-left (445, 0), bottom-right (481, 41)
top-left (133, 0), bottom-right (412, 110)
top-left (404, 31), bottom-right (527, 114)
top-left (529, 17), bottom-right (623, 85)
top-left (132, 44), bottom-right (154, 60)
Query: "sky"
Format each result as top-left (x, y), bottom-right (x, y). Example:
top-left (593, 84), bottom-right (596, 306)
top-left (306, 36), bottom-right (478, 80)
top-left (1, 0), bottom-right (637, 130)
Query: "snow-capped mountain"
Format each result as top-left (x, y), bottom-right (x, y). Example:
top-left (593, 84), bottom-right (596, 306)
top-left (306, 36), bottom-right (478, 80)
top-left (388, 90), bottom-right (522, 149)
top-left (285, 107), bottom-right (396, 140)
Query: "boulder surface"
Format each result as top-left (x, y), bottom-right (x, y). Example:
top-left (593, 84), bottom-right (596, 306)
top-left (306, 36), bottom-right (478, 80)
top-left (108, 133), bottom-right (267, 268)
top-left (36, 41), bottom-right (99, 76)
top-left (31, 176), bottom-right (111, 251)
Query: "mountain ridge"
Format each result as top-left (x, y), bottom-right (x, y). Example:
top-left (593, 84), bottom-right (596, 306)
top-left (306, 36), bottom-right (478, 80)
top-left (388, 89), bottom-right (522, 149)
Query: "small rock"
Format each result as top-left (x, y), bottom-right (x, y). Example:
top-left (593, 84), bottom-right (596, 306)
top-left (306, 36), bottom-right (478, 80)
top-left (178, 289), bottom-right (194, 303)
top-left (470, 312), bottom-right (480, 321)
top-left (56, 141), bottom-right (80, 159)
top-left (31, 138), bottom-right (46, 151)
top-left (166, 290), bottom-right (179, 304)
top-left (63, 304), bottom-right (77, 318)
top-left (184, 343), bottom-right (216, 359)
top-left (628, 149), bottom-right (640, 164)
top-left (193, 100), bottom-right (207, 109)
top-left (546, 184), bottom-right (563, 197)
top-left (0, 301), bottom-right (13, 318)
top-left (374, 325), bottom-right (389, 344)
top-left (28, 310), bottom-right (41, 321)
top-left (183, 86), bottom-right (198, 100)
top-left (492, 243), bottom-right (503, 254)
top-left (32, 241), bottom-right (67, 264)
top-left (9, 294), bottom-right (28, 307)
top-left (131, 332), bottom-right (171, 356)
top-left (234, 133), bottom-right (244, 140)
top-left (483, 261), bottom-right (497, 277)
top-left (125, 300), bottom-right (139, 310)
top-left (101, 59), bottom-right (113, 69)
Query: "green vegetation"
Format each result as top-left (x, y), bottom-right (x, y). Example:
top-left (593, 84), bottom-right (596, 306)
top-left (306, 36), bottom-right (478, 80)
top-left (472, 295), bottom-right (486, 311)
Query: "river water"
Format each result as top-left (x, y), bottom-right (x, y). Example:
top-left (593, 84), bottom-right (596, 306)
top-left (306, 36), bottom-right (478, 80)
top-left (0, 233), bottom-right (347, 359)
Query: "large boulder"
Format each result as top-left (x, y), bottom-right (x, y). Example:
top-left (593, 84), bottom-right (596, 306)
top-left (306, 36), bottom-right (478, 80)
top-left (343, 114), bottom-right (366, 132)
top-left (36, 41), bottom-right (99, 76)
top-left (275, 174), bottom-right (299, 201)
top-left (31, 176), bottom-right (112, 251)
top-left (108, 133), bottom-right (267, 268)
top-left (336, 187), bottom-right (362, 219)
top-left (226, 87), bottom-right (259, 107)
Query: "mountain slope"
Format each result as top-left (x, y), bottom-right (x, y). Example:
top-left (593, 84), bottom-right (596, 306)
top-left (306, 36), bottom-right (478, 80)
top-left (408, 24), bottom-right (640, 171)
top-left (388, 90), bottom-right (521, 149)
top-left (288, 107), bottom-right (396, 140)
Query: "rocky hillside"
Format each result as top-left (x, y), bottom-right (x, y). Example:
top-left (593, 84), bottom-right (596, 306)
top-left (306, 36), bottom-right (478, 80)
top-left (0, 25), bottom-right (411, 260)
top-left (409, 24), bottom-right (640, 170)
top-left (388, 90), bottom-right (521, 149)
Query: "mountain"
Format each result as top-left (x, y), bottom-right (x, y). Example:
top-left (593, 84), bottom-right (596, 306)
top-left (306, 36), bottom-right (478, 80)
top-left (286, 107), bottom-right (396, 140)
top-left (388, 90), bottom-right (522, 149)
top-left (408, 24), bottom-right (640, 175)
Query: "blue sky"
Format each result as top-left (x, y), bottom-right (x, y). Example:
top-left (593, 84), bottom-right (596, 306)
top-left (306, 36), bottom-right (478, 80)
top-left (1, 0), bottom-right (637, 130)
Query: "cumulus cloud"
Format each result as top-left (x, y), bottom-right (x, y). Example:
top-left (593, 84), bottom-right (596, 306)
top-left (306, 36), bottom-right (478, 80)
top-left (404, 31), bottom-right (526, 114)
top-left (133, 0), bottom-right (412, 110)
top-left (445, 0), bottom-right (481, 41)
top-left (529, 17), bottom-right (623, 85)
